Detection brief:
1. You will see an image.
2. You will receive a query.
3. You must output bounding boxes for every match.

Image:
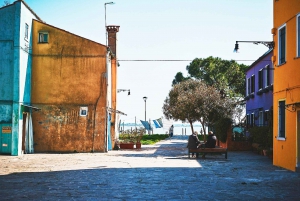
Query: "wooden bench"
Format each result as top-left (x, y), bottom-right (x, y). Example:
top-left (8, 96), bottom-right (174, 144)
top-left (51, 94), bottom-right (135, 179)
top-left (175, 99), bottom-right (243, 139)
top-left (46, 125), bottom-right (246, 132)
top-left (188, 147), bottom-right (228, 159)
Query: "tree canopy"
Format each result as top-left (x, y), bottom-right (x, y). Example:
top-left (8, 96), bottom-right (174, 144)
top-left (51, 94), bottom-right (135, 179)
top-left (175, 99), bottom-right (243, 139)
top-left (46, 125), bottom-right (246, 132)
top-left (172, 56), bottom-right (248, 98)
top-left (163, 79), bottom-right (234, 135)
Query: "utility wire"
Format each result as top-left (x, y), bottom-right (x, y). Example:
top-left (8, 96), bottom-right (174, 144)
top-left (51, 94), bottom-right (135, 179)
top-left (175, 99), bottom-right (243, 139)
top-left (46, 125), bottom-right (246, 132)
top-left (118, 59), bottom-right (271, 62)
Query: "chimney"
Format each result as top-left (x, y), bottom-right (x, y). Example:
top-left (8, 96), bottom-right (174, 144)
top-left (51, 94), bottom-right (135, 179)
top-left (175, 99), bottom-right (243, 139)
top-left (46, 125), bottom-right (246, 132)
top-left (106, 25), bottom-right (120, 57)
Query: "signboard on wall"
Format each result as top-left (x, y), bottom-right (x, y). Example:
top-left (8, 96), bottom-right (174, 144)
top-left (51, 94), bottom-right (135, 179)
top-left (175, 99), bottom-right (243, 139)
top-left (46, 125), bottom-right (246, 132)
top-left (2, 126), bottom-right (12, 134)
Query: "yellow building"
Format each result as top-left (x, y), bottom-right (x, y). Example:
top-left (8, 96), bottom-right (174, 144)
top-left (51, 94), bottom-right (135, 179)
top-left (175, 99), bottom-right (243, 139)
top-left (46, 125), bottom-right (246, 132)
top-left (273, 0), bottom-right (300, 171)
top-left (31, 20), bottom-right (119, 152)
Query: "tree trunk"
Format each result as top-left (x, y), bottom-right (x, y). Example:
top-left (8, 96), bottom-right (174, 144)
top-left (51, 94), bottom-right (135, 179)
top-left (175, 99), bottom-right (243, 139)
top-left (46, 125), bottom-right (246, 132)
top-left (189, 121), bottom-right (194, 134)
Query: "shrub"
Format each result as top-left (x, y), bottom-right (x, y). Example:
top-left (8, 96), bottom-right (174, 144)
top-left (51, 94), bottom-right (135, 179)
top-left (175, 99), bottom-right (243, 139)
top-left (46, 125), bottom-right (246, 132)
top-left (141, 134), bottom-right (169, 145)
top-left (213, 117), bottom-right (232, 143)
top-left (248, 126), bottom-right (270, 148)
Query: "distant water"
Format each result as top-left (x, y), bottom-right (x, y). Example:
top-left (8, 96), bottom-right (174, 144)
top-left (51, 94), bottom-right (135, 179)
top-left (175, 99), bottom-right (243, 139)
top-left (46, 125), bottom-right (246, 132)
top-left (119, 124), bottom-right (206, 136)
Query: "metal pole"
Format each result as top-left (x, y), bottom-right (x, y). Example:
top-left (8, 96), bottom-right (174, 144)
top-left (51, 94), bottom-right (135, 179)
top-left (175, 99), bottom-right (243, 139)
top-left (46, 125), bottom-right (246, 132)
top-left (144, 100), bottom-right (147, 121)
top-left (105, 4), bottom-right (107, 46)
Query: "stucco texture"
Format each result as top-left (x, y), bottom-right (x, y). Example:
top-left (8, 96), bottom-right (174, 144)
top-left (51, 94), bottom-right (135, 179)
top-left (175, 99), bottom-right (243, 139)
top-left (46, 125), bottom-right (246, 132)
top-left (273, 0), bottom-right (300, 171)
top-left (31, 20), bottom-right (108, 153)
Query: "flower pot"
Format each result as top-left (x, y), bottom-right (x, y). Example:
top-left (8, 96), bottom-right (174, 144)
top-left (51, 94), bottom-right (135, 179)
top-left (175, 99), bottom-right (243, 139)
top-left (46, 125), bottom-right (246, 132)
top-left (136, 142), bottom-right (141, 149)
top-left (263, 149), bottom-right (268, 156)
top-left (119, 143), bottom-right (134, 149)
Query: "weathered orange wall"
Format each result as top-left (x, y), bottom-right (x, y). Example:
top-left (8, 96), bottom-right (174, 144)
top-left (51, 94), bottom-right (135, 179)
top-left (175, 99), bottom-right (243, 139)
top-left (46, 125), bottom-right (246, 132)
top-left (273, 0), bottom-right (300, 171)
top-left (107, 26), bottom-right (120, 150)
top-left (31, 20), bottom-right (108, 152)
top-left (111, 58), bottom-right (117, 148)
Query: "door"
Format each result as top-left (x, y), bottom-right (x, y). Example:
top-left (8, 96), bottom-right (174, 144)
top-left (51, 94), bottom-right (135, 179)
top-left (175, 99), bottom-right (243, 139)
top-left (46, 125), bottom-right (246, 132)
top-left (0, 124), bottom-right (12, 154)
top-left (107, 113), bottom-right (112, 151)
top-left (22, 113), bottom-right (27, 153)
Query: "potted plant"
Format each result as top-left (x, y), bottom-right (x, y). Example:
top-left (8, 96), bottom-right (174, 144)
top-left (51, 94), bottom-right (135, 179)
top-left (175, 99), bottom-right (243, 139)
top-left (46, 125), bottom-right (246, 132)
top-left (119, 131), bottom-right (135, 149)
top-left (132, 128), bottom-right (145, 149)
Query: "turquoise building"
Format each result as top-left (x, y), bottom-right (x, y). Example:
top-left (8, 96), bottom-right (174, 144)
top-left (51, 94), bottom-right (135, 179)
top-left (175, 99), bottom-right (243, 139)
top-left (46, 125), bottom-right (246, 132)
top-left (0, 0), bottom-right (41, 155)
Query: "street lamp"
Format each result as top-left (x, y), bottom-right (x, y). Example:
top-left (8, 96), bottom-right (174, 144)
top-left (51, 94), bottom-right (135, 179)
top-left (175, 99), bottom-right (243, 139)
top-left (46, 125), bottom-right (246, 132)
top-left (143, 96), bottom-right (147, 121)
top-left (233, 41), bottom-right (274, 53)
top-left (104, 2), bottom-right (115, 46)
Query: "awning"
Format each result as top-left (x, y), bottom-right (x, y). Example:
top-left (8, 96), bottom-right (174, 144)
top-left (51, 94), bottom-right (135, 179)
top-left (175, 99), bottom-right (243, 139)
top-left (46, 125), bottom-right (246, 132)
top-left (22, 104), bottom-right (41, 111)
top-left (106, 107), bottom-right (127, 116)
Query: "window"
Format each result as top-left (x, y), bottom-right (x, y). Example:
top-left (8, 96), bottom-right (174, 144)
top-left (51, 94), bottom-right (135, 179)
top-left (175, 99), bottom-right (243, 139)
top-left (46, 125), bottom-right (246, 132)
top-left (297, 14), bottom-right (300, 57)
top-left (264, 110), bottom-right (269, 125)
top-left (265, 65), bottom-right (270, 87)
top-left (251, 75), bottom-right (255, 93)
top-left (80, 106), bottom-right (88, 117)
top-left (25, 23), bottom-right (29, 40)
top-left (251, 113), bottom-right (255, 127)
top-left (247, 78), bottom-right (250, 96)
top-left (246, 114), bottom-right (250, 127)
top-left (278, 25), bottom-right (286, 65)
top-left (39, 32), bottom-right (48, 43)
top-left (258, 110), bottom-right (264, 126)
top-left (278, 100), bottom-right (286, 138)
top-left (258, 69), bottom-right (263, 90)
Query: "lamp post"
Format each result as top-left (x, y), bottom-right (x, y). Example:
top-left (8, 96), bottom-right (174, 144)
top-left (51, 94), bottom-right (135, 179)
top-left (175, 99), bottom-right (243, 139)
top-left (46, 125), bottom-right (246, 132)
top-left (143, 96), bottom-right (147, 121)
top-left (104, 2), bottom-right (115, 46)
top-left (117, 89), bottom-right (130, 95)
top-left (233, 41), bottom-right (274, 52)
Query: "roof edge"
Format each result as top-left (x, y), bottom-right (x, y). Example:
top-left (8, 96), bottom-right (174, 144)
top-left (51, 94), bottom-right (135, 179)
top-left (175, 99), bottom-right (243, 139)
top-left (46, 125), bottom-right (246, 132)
top-left (18, 0), bottom-right (43, 22)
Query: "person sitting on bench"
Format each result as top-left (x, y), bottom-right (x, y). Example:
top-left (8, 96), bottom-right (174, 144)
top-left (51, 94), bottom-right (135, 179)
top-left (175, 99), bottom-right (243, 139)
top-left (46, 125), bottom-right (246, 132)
top-left (200, 131), bottom-right (217, 148)
top-left (187, 131), bottom-right (201, 158)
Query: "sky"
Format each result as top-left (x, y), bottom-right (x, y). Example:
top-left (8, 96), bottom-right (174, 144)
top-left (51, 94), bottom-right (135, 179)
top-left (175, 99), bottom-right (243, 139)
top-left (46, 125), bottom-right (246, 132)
top-left (23, 0), bottom-right (273, 126)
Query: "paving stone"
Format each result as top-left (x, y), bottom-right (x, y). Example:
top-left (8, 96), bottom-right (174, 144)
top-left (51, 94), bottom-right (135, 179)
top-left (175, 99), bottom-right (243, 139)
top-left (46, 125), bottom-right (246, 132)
top-left (0, 135), bottom-right (299, 200)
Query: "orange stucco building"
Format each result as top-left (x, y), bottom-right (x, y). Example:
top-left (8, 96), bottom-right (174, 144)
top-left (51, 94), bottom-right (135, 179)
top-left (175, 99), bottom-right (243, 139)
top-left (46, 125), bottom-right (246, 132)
top-left (272, 0), bottom-right (300, 171)
top-left (31, 20), bottom-right (119, 152)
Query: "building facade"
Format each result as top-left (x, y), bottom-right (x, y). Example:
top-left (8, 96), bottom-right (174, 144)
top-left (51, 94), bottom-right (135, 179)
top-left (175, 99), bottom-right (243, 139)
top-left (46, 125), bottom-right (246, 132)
top-left (245, 49), bottom-right (273, 128)
top-left (273, 0), bottom-right (300, 171)
top-left (31, 20), bottom-right (119, 153)
top-left (0, 0), bottom-right (41, 155)
top-left (0, 0), bottom-right (119, 155)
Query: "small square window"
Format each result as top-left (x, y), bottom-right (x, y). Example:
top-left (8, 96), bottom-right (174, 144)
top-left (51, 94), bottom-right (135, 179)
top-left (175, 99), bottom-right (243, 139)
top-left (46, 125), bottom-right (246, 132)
top-left (80, 107), bottom-right (88, 117)
top-left (39, 32), bottom-right (48, 43)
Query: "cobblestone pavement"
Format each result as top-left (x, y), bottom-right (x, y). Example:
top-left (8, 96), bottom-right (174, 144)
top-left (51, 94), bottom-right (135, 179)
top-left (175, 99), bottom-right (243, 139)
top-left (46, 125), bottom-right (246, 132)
top-left (0, 135), bottom-right (300, 201)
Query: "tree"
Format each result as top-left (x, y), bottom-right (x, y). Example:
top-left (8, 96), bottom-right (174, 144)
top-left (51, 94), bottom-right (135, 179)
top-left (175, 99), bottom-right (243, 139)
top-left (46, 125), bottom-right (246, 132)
top-left (163, 79), bottom-right (200, 134)
top-left (172, 72), bottom-right (190, 86)
top-left (163, 79), bottom-right (234, 139)
top-left (173, 56), bottom-right (248, 98)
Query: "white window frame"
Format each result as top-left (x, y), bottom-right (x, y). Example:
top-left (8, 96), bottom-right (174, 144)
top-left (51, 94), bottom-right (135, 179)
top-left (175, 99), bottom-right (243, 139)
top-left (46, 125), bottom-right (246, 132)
top-left (25, 23), bottom-right (29, 40)
top-left (264, 110), bottom-right (269, 124)
top-left (80, 106), bottom-right (88, 117)
top-left (264, 65), bottom-right (270, 87)
top-left (259, 110), bottom-right (264, 126)
top-left (247, 114), bottom-right (250, 126)
top-left (278, 100), bottom-right (286, 140)
top-left (297, 13), bottom-right (300, 57)
top-left (278, 24), bottom-right (286, 65)
top-left (38, 32), bottom-right (49, 43)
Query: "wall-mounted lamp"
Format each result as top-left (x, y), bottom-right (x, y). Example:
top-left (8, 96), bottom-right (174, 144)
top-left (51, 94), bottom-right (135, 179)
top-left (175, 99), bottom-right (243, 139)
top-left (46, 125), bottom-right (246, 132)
top-left (117, 89), bottom-right (130, 95)
top-left (233, 41), bottom-right (274, 53)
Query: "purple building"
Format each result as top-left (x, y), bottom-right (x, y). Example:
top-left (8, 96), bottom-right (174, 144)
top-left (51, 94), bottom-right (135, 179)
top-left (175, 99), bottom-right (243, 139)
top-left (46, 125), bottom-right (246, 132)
top-left (245, 49), bottom-right (273, 127)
